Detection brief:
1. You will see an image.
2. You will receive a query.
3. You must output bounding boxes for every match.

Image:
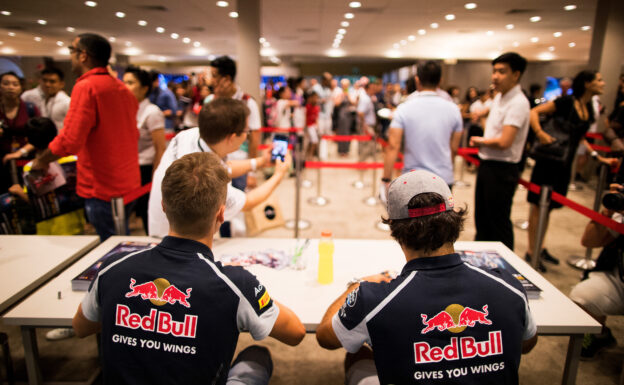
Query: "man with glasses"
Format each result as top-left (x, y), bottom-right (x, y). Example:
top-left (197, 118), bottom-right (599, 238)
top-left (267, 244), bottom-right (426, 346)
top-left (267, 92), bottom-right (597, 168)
top-left (32, 33), bottom-right (140, 242)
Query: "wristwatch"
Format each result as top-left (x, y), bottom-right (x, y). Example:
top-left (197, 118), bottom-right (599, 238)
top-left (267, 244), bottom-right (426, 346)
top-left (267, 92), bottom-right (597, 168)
top-left (346, 278), bottom-right (364, 288)
top-left (591, 150), bottom-right (598, 159)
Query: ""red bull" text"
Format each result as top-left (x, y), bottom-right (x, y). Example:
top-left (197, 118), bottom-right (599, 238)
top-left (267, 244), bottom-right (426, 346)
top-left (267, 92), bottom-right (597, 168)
top-left (414, 331), bottom-right (503, 364)
top-left (115, 304), bottom-right (197, 339)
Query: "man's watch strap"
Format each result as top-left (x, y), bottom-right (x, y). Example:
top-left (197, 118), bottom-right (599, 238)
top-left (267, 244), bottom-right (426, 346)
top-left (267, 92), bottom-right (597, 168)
top-left (346, 278), bottom-right (364, 288)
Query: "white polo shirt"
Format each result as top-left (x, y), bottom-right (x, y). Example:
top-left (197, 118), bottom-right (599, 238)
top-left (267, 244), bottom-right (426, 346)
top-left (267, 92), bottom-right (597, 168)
top-left (479, 84), bottom-right (530, 163)
top-left (147, 127), bottom-right (246, 237)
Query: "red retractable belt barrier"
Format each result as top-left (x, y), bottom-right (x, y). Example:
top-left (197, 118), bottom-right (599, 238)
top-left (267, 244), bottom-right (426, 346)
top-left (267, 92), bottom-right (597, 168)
top-left (304, 161), bottom-right (403, 170)
top-left (260, 127), bottom-right (303, 133)
top-left (585, 133), bottom-right (604, 140)
top-left (321, 135), bottom-right (373, 142)
top-left (375, 137), bottom-right (405, 161)
top-left (165, 132), bottom-right (176, 141)
top-left (122, 182), bottom-right (153, 205)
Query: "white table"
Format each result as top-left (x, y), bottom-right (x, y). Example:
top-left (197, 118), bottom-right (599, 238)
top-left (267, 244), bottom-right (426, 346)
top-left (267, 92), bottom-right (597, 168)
top-left (3, 237), bottom-right (602, 385)
top-left (0, 235), bottom-right (99, 314)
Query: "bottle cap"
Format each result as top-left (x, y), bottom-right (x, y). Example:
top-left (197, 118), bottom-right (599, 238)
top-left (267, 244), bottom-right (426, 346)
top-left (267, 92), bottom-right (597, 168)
top-left (321, 230), bottom-right (332, 237)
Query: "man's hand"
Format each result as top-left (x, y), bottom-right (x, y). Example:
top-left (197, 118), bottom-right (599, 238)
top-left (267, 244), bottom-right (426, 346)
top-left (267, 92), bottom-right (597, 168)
top-left (469, 136), bottom-right (484, 147)
top-left (536, 130), bottom-right (555, 145)
top-left (8, 184), bottom-right (22, 196)
top-left (3, 151), bottom-right (21, 164)
top-left (274, 152), bottom-right (292, 176)
top-left (598, 156), bottom-right (620, 168)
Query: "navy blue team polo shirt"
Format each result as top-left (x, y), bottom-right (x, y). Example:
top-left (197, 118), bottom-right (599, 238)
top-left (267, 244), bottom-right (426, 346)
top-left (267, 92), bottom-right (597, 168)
top-left (81, 236), bottom-right (279, 385)
top-left (333, 253), bottom-right (536, 384)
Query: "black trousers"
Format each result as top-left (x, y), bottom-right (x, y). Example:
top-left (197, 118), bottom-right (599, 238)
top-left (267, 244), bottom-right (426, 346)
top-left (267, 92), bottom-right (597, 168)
top-left (474, 160), bottom-right (520, 250)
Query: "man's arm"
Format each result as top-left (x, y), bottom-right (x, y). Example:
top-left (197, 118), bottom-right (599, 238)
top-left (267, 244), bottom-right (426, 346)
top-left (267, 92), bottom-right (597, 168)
top-left (316, 283), bottom-right (360, 349)
top-left (383, 127), bottom-right (403, 182)
top-left (241, 153), bottom-right (290, 211)
top-left (268, 301), bottom-right (306, 346)
top-left (228, 149), bottom-right (270, 179)
top-left (450, 130), bottom-right (463, 160)
top-left (469, 124), bottom-right (518, 150)
top-left (522, 334), bottom-right (538, 354)
top-left (72, 303), bottom-right (102, 338)
top-left (30, 148), bottom-right (61, 171)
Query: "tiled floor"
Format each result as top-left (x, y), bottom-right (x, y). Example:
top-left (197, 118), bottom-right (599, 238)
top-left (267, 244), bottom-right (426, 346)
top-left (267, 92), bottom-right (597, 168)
top-left (1, 141), bottom-right (622, 384)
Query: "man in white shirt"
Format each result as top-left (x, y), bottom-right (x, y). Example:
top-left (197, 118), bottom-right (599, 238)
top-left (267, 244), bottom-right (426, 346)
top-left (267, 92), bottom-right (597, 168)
top-left (470, 52), bottom-right (530, 250)
top-left (148, 98), bottom-right (290, 238)
top-left (21, 67), bottom-right (70, 132)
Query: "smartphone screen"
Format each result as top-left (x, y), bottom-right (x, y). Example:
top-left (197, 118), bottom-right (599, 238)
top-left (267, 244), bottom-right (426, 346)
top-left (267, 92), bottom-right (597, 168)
top-left (271, 135), bottom-right (288, 162)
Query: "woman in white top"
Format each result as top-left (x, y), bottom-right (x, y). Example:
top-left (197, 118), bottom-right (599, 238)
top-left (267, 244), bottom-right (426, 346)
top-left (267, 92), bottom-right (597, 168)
top-left (122, 66), bottom-right (167, 233)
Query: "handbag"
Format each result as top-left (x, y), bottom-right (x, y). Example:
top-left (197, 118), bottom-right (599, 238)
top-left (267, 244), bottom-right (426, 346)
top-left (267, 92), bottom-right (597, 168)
top-left (528, 105), bottom-right (576, 165)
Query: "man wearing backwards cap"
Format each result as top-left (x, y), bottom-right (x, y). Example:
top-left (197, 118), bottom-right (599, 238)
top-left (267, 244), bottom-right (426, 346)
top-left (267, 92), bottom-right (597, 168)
top-left (317, 170), bottom-right (537, 385)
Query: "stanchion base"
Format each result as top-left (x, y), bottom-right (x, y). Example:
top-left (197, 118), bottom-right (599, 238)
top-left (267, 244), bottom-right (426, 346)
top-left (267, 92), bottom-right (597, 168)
top-left (285, 219), bottom-right (311, 230)
top-left (308, 196), bottom-right (330, 206)
top-left (454, 180), bottom-right (471, 189)
top-left (363, 196), bottom-right (378, 206)
top-left (567, 255), bottom-right (596, 271)
top-left (375, 220), bottom-right (390, 231)
top-left (568, 183), bottom-right (583, 192)
top-left (301, 179), bottom-right (313, 188)
top-left (513, 220), bottom-right (529, 230)
top-left (352, 180), bottom-right (368, 189)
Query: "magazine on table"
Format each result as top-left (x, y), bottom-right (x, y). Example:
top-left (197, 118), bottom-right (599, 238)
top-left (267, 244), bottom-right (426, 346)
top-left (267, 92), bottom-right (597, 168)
top-left (71, 241), bottom-right (158, 291)
top-left (458, 250), bottom-right (542, 299)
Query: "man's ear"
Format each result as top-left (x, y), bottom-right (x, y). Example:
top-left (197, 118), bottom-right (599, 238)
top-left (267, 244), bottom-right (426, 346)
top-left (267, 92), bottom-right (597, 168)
top-left (161, 200), bottom-right (166, 214)
top-left (216, 204), bottom-right (225, 224)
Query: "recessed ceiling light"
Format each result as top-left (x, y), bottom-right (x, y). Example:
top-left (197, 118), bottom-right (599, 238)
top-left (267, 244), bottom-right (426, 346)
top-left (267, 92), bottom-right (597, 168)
top-left (408, 35), bottom-right (416, 41)
top-left (1, 11), bottom-right (12, 16)
top-left (182, 37), bottom-right (191, 43)
top-left (193, 41), bottom-right (201, 47)
top-left (327, 48), bottom-right (345, 58)
top-left (345, 13), bottom-right (354, 19)
top-left (37, 19), bottom-right (47, 25)
top-left (581, 25), bottom-right (591, 31)
top-left (568, 42), bottom-right (576, 47)
top-left (191, 47), bottom-right (208, 56)
top-left (338, 28), bottom-right (346, 34)
top-left (512, 41), bottom-right (519, 47)
top-left (553, 31), bottom-right (562, 37)
top-left (125, 41), bottom-right (132, 47)
top-left (229, 11), bottom-right (238, 18)
top-left (259, 37), bottom-right (266, 43)
top-left (393, 43), bottom-right (400, 49)
top-left (335, 34), bottom-right (343, 40)
top-left (56, 41), bottom-right (64, 46)
top-left (564, 4), bottom-right (577, 11)
top-left (138, 20), bottom-right (147, 26)
top-left (216, 1), bottom-right (229, 7)
top-left (170, 33), bottom-right (179, 39)
top-left (108, 37), bottom-right (116, 42)
top-left (464, 3), bottom-right (477, 9)
top-left (262, 41), bottom-right (271, 47)
top-left (506, 24), bottom-right (514, 30)
top-left (158, 56), bottom-right (166, 62)
top-left (84, 1), bottom-right (97, 7)
top-left (400, 40), bottom-right (407, 45)
top-left (530, 37), bottom-right (539, 43)
top-left (349, 1), bottom-right (361, 8)
top-left (418, 29), bottom-right (426, 35)
top-left (548, 46), bottom-right (555, 51)
top-left (34, 36), bottom-right (42, 41)
top-left (385, 49), bottom-right (402, 58)
top-left (8, 32), bottom-right (15, 37)
top-left (445, 14), bottom-right (455, 21)
top-left (341, 21), bottom-right (350, 27)
top-left (124, 47), bottom-right (142, 56)
top-left (115, 12), bottom-right (126, 18)
top-left (156, 27), bottom-right (165, 33)
top-left (530, 16), bottom-right (541, 22)
top-left (208, 55), bottom-right (216, 61)
top-left (66, 26), bottom-right (75, 32)
top-left (430, 23), bottom-right (439, 29)
top-left (1, 47), bottom-right (16, 54)
top-left (486, 30), bottom-right (494, 36)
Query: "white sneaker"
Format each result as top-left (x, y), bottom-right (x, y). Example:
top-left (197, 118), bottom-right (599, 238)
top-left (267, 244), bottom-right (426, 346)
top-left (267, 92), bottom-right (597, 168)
top-left (45, 328), bottom-right (75, 341)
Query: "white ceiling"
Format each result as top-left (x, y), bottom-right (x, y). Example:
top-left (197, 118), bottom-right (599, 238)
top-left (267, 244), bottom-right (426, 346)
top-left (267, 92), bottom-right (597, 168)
top-left (0, 0), bottom-right (597, 63)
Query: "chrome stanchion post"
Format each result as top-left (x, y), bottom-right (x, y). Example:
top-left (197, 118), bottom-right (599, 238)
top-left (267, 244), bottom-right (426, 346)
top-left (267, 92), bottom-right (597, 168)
top-left (532, 185), bottom-right (552, 271)
top-left (285, 129), bottom-right (311, 233)
top-left (307, 167), bottom-right (330, 206)
top-left (363, 142), bottom-right (380, 206)
top-left (567, 162), bottom-right (607, 270)
top-left (111, 197), bottom-right (126, 235)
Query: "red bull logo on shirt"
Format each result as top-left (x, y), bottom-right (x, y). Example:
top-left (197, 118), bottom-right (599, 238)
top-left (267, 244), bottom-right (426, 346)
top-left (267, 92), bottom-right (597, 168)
top-left (421, 304), bottom-right (491, 334)
top-left (125, 278), bottom-right (192, 308)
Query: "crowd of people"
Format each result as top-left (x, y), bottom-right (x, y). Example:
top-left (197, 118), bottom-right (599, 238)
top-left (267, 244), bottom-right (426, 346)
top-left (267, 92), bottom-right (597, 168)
top-left (1, 31), bottom-right (624, 383)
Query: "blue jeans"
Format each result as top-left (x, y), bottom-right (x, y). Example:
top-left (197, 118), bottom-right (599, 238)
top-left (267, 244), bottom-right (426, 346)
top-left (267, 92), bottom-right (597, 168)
top-left (84, 198), bottom-right (134, 242)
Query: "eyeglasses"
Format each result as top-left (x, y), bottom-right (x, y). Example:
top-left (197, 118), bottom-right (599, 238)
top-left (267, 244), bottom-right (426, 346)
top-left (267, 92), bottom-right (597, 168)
top-left (68, 46), bottom-right (83, 54)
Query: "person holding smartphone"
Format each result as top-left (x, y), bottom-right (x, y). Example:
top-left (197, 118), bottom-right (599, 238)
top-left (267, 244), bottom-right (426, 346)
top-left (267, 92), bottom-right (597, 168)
top-left (148, 98), bottom-right (291, 238)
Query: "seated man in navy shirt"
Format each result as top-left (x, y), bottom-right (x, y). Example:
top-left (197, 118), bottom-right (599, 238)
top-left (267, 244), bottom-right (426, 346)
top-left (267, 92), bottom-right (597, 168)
top-left (317, 170), bottom-right (538, 384)
top-left (72, 152), bottom-right (305, 385)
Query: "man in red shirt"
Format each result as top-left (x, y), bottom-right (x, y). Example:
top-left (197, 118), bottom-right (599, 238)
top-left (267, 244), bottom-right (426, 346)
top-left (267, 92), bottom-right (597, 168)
top-left (33, 33), bottom-right (140, 241)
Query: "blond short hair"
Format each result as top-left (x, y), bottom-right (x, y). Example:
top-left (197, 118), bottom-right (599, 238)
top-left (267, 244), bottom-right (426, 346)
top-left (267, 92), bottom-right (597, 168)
top-left (161, 152), bottom-right (229, 237)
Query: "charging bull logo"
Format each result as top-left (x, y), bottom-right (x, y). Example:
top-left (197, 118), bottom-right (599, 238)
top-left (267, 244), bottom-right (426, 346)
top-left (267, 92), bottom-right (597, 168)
top-left (125, 278), bottom-right (192, 308)
top-left (421, 304), bottom-right (491, 334)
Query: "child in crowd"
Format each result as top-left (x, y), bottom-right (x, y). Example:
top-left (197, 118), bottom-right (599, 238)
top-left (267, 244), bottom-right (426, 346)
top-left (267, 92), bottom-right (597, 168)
top-left (305, 90), bottom-right (320, 160)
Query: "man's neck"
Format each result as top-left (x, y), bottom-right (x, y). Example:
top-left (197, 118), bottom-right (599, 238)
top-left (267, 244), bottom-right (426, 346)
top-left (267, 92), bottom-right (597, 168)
top-left (207, 143), bottom-right (228, 159)
top-left (500, 83), bottom-right (517, 96)
top-left (402, 243), bottom-right (455, 262)
top-left (168, 230), bottom-right (214, 249)
top-left (420, 86), bottom-right (437, 92)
